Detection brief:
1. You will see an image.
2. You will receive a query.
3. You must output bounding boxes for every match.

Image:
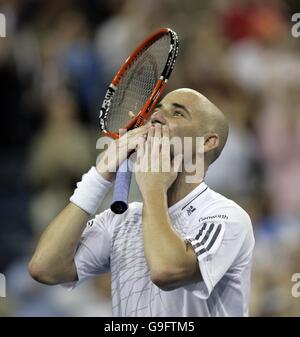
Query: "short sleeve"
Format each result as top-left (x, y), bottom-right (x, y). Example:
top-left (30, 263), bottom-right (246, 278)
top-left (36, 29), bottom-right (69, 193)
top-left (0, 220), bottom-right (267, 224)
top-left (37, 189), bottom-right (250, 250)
top-left (63, 210), bottom-right (112, 289)
top-left (184, 207), bottom-right (253, 299)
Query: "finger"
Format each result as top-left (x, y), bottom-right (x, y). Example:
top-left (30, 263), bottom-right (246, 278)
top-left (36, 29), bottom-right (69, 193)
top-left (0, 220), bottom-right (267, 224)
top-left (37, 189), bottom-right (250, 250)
top-left (161, 127), bottom-right (171, 172)
top-left (153, 123), bottom-right (162, 150)
top-left (162, 125), bottom-right (170, 140)
top-left (150, 125), bottom-right (159, 171)
top-left (136, 135), bottom-right (145, 153)
top-left (154, 123), bottom-right (162, 139)
top-left (143, 134), bottom-right (150, 173)
top-left (128, 111), bottom-right (135, 119)
top-left (120, 125), bottom-right (150, 149)
top-left (146, 125), bottom-right (155, 144)
top-left (146, 126), bottom-right (155, 172)
top-left (127, 124), bottom-right (151, 138)
top-left (134, 137), bottom-right (145, 172)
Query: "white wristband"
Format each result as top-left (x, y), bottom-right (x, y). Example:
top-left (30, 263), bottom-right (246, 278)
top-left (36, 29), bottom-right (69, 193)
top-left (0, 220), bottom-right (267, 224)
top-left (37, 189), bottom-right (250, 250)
top-left (70, 167), bottom-right (112, 215)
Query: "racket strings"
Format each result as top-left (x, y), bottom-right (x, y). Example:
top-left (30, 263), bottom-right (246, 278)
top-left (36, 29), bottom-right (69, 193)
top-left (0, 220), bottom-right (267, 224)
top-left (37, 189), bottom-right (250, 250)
top-left (107, 35), bottom-right (171, 132)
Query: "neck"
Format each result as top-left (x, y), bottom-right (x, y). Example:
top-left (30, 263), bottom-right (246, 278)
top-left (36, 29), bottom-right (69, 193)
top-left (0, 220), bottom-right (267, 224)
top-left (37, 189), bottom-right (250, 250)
top-left (167, 170), bottom-right (204, 208)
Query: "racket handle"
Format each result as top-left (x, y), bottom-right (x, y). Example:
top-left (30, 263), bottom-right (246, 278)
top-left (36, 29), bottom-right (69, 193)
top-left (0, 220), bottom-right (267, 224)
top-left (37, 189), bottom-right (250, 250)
top-left (110, 159), bottom-right (133, 214)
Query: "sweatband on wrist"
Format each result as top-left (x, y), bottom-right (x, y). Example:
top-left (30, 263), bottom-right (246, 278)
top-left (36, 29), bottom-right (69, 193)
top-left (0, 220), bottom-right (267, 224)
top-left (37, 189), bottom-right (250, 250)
top-left (70, 166), bottom-right (112, 215)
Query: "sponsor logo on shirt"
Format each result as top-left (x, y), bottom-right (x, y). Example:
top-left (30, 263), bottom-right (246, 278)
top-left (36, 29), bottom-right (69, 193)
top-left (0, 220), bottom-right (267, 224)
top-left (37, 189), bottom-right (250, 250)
top-left (199, 214), bottom-right (228, 222)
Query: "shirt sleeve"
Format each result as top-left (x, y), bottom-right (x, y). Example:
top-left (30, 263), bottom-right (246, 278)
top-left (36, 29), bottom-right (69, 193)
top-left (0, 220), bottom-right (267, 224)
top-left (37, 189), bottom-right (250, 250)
top-left (183, 206), bottom-right (253, 299)
top-left (62, 209), bottom-right (113, 290)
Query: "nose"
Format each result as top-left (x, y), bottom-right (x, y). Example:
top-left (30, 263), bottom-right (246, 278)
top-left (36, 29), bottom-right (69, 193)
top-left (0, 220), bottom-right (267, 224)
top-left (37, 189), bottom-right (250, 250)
top-left (150, 109), bottom-right (167, 125)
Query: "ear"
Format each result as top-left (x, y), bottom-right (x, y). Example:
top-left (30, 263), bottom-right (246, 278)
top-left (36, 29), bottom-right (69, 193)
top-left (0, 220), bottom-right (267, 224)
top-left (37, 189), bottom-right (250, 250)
top-left (204, 134), bottom-right (219, 153)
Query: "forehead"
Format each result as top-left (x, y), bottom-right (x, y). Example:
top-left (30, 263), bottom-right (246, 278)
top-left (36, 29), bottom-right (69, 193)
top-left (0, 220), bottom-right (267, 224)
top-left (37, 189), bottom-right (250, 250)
top-left (160, 90), bottom-right (203, 116)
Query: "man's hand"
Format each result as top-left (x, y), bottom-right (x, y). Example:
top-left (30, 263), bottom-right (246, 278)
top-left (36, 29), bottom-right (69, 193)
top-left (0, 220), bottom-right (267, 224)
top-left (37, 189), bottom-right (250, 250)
top-left (136, 124), bottom-right (200, 290)
top-left (96, 123), bottom-right (150, 182)
top-left (135, 124), bottom-right (182, 195)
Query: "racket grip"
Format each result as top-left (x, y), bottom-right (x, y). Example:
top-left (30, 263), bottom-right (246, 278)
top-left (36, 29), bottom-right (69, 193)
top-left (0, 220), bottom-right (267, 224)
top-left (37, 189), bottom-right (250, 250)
top-left (110, 159), bottom-right (133, 214)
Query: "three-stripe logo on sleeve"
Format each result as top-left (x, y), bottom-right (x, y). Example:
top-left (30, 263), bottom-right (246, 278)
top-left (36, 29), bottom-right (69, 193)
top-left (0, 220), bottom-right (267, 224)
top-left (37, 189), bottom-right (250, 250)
top-left (189, 222), bottom-right (225, 258)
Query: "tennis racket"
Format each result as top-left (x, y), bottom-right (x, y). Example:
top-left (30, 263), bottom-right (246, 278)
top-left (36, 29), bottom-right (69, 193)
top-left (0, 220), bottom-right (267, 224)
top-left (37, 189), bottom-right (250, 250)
top-left (99, 28), bottom-right (179, 214)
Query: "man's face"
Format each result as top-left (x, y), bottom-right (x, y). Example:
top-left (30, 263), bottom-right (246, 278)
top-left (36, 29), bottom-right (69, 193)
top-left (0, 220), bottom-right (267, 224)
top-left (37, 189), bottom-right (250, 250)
top-left (150, 89), bottom-right (205, 138)
top-left (149, 89), bottom-right (206, 156)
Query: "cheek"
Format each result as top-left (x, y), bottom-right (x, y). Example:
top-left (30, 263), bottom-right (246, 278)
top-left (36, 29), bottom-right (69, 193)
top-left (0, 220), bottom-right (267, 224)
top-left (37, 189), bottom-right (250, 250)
top-left (173, 126), bottom-right (195, 141)
top-left (167, 121), bottom-right (199, 145)
top-left (168, 122), bottom-right (187, 137)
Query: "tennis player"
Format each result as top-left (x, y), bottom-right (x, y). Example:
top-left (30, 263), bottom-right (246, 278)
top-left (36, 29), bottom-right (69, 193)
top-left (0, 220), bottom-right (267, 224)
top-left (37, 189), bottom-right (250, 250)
top-left (29, 88), bottom-right (255, 317)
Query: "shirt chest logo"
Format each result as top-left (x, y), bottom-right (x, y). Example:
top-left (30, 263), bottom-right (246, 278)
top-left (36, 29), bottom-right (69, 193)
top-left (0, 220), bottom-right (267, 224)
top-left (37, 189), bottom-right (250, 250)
top-left (186, 205), bottom-right (196, 216)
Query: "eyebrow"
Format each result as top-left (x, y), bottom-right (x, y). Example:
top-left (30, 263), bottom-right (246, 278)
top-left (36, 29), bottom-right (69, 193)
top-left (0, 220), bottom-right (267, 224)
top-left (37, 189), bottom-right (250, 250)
top-left (155, 102), bottom-right (191, 118)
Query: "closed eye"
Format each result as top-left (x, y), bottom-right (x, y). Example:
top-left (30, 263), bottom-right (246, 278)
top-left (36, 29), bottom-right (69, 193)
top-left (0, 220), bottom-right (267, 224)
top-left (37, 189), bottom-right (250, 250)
top-left (173, 110), bottom-right (185, 117)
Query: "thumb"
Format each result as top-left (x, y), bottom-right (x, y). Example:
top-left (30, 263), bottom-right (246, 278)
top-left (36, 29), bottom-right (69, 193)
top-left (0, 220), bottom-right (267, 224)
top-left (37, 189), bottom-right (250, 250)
top-left (128, 111), bottom-right (135, 119)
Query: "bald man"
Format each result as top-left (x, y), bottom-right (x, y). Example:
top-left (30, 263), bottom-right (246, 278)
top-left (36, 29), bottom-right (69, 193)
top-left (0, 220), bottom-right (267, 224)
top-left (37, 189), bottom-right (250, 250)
top-left (29, 89), bottom-right (255, 317)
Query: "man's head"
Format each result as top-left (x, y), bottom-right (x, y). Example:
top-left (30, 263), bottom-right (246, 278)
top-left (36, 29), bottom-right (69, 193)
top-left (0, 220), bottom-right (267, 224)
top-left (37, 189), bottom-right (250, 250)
top-left (150, 88), bottom-right (229, 168)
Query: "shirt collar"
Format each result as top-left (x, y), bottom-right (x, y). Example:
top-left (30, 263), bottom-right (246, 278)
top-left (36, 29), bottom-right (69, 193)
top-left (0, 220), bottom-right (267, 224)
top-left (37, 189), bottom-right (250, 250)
top-left (168, 181), bottom-right (208, 218)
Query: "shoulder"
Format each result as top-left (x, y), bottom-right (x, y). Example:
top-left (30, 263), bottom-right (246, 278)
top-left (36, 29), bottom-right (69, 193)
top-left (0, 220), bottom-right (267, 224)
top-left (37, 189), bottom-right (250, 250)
top-left (190, 187), bottom-right (253, 243)
top-left (200, 188), bottom-right (251, 225)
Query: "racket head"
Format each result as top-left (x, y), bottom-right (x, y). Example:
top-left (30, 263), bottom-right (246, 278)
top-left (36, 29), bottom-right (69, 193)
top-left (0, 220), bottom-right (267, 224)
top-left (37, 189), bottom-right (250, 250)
top-left (99, 28), bottom-right (179, 139)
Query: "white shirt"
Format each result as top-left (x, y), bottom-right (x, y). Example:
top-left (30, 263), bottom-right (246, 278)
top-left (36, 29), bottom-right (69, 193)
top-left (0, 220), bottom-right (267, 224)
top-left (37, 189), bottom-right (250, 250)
top-left (69, 182), bottom-right (255, 317)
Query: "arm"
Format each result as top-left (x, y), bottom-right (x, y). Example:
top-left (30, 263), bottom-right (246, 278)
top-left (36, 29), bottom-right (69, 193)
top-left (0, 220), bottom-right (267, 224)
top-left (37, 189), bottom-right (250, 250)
top-left (135, 124), bottom-right (201, 291)
top-left (28, 203), bottom-right (89, 285)
top-left (142, 189), bottom-right (201, 291)
top-left (29, 125), bottom-right (150, 285)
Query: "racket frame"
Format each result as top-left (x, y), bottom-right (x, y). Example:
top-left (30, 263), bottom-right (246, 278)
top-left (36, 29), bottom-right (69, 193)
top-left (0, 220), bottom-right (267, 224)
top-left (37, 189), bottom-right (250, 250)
top-left (99, 28), bottom-right (179, 138)
top-left (98, 28), bottom-right (179, 214)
